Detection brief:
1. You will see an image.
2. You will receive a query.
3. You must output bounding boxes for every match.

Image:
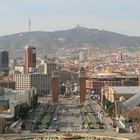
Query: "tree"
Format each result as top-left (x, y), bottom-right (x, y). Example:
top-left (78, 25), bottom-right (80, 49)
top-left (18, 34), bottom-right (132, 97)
top-left (0, 107), bottom-right (6, 133)
top-left (127, 108), bottom-right (140, 133)
top-left (19, 103), bottom-right (30, 119)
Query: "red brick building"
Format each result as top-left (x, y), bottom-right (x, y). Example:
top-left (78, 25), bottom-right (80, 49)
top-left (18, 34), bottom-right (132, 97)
top-left (52, 71), bottom-right (59, 103)
top-left (79, 67), bottom-right (87, 104)
top-left (93, 75), bottom-right (138, 94)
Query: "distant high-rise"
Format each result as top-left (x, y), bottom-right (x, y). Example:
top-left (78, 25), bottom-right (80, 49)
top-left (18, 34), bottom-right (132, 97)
top-left (0, 50), bottom-right (9, 76)
top-left (25, 45), bottom-right (36, 74)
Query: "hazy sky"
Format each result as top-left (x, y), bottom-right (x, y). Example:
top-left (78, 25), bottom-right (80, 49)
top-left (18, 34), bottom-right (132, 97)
top-left (0, 0), bottom-right (140, 36)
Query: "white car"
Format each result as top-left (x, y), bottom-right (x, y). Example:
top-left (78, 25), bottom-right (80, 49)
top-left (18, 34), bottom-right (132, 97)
top-left (53, 117), bottom-right (57, 121)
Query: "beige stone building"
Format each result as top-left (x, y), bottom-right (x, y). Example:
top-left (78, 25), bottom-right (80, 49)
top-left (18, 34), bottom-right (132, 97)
top-left (101, 86), bottom-right (140, 105)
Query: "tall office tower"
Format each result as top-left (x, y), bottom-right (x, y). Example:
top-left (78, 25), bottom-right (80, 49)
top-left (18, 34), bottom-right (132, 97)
top-left (52, 71), bottom-right (59, 103)
top-left (38, 61), bottom-right (57, 75)
top-left (25, 45), bottom-right (36, 74)
top-left (44, 62), bottom-right (57, 76)
top-left (0, 50), bottom-right (9, 76)
top-left (79, 67), bottom-right (87, 104)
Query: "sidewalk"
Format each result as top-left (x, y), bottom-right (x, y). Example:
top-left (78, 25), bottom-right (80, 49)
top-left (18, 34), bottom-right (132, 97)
top-left (90, 100), bottom-right (114, 131)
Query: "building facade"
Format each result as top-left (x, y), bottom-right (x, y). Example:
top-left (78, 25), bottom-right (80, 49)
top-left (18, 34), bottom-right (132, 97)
top-left (52, 71), bottom-right (59, 103)
top-left (37, 61), bottom-right (57, 76)
top-left (44, 62), bottom-right (57, 76)
top-left (101, 86), bottom-right (140, 122)
top-left (9, 59), bottom-right (17, 74)
top-left (0, 80), bottom-right (15, 90)
top-left (79, 67), bottom-right (86, 104)
top-left (101, 86), bottom-right (138, 104)
top-left (25, 46), bottom-right (36, 74)
top-left (14, 73), bottom-right (51, 95)
top-left (0, 50), bottom-right (9, 76)
top-left (93, 75), bottom-right (138, 94)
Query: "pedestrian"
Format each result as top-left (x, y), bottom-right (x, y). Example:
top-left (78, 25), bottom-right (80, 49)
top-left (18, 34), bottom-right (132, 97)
top-left (130, 125), bottom-right (133, 133)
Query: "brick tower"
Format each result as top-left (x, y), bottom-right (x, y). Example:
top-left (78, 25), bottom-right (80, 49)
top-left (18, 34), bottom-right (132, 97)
top-left (52, 70), bottom-right (59, 103)
top-left (79, 67), bottom-right (87, 104)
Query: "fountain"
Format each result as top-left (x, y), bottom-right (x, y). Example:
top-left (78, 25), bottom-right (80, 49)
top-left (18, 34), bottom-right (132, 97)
top-left (57, 119), bottom-right (81, 140)
top-left (57, 133), bottom-right (81, 140)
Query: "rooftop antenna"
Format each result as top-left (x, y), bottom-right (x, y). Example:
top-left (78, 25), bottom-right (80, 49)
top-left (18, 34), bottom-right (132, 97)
top-left (29, 17), bottom-right (31, 33)
top-left (29, 17), bottom-right (31, 45)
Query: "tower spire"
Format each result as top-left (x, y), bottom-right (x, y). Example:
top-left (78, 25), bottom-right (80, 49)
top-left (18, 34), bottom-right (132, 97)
top-left (29, 17), bottom-right (31, 45)
top-left (29, 17), bottom-right (31, 33)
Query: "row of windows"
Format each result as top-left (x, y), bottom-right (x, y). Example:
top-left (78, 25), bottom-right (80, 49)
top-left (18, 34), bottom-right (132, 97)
top-left (14, 75), bottom-right (50, 78)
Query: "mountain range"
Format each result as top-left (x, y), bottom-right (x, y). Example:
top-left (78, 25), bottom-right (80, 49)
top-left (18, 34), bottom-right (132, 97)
top-left (0, 27), bottom-right (140, 51)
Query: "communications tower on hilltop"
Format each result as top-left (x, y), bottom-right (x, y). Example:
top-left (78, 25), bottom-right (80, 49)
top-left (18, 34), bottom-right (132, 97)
top-left (24, 17), bottom-right (37, 74)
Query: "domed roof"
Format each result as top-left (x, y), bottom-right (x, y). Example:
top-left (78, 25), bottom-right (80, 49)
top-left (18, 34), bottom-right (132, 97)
top-left (119, 96), bottom-right (126, 102)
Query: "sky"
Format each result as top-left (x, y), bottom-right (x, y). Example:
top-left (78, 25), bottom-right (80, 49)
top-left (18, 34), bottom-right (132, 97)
top-left (0, 0), bottom-right (140, 36)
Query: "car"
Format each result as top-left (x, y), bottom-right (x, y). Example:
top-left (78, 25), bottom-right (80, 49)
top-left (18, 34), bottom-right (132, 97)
top-left (53, 117), bottom-right (57, 121)
top-left (54, 121), bottom-right (59, 125)
top-left (32, 120), bottom-right (36, 124)
top-left (55, 127), bottom-right (60, 131)
top-left (32, 129), bottom-right (39, 133)
top-left (42, 129), bottom-right (47, 132)
top-left (77, 105), bottom-right (80, 108)
top-left (38, 130), bottom-right (45, 133)
top-left (55, 125), bottom-right (60, 131)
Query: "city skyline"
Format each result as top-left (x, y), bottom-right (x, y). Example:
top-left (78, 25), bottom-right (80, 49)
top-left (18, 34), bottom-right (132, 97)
top-left (0, 0), bottom-right (140, 36)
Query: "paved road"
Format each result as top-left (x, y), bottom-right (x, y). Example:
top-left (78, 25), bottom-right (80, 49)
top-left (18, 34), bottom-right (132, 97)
top-left (59, 105), bottom-right (82, 131)
top-left (88, 95), bottom-right (114, 131)
top-left (50, 97), bottom-right (82, 131)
